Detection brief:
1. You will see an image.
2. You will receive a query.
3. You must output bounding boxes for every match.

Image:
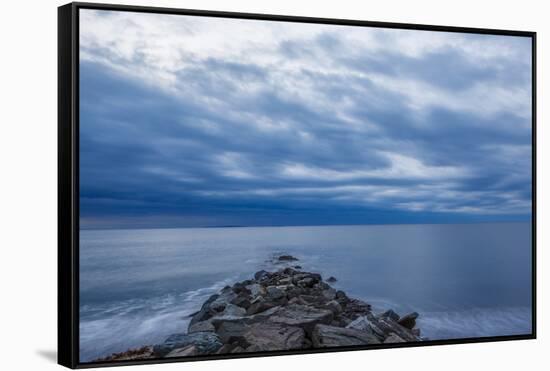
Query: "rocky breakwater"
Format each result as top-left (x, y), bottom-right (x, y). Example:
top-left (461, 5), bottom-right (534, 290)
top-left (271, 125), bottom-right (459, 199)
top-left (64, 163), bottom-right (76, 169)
top-left (97, 256), bottom-right (423, 361)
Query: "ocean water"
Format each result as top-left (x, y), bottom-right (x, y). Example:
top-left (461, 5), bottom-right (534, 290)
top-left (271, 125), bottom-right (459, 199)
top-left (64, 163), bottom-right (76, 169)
top-left (79, 222), bottom-right (532, 361)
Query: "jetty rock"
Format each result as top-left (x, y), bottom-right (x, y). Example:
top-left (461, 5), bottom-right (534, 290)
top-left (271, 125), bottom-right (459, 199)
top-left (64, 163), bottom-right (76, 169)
top-left (97, 255), bottom-right (423, 361)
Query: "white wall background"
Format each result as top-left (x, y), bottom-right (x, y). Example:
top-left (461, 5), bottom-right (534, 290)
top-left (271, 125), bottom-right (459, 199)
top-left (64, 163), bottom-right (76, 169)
top-left (0, 0), bottom-right (546, 370)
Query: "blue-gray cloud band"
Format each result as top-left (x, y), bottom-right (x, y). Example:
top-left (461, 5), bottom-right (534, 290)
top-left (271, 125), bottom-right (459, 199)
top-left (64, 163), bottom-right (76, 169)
top-left (79, 10), bottom-right (532, 229)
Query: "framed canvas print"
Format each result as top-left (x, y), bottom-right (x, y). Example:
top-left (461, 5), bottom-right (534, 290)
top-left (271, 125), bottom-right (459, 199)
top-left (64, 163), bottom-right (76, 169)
top-left (58, 2), bottom-right (536, 368)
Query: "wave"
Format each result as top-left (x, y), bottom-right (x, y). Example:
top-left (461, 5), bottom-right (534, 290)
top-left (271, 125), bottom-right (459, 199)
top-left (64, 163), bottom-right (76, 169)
top-left (79, 251), bottom-right (317, 361)
top-left (79, 246), bottom-right (531, 361)
top-left (79, 276), bottom-right (239, 362)
top-left (418, 306), bottom-right (532, 340)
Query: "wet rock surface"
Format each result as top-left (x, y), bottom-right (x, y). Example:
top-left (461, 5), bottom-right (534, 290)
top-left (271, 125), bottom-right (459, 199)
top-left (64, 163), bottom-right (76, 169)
top-left (97, 255), bottom-right (423, 361)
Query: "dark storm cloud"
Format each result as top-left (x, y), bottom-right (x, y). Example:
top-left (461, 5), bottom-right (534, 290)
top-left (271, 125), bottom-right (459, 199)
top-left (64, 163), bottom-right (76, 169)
top-left (79, 10), bottom-right (532, 228)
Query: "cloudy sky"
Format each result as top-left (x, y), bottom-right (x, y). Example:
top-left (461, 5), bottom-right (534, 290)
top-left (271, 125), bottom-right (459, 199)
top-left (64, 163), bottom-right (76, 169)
top-left (79, 9), bottom-right (532, 229)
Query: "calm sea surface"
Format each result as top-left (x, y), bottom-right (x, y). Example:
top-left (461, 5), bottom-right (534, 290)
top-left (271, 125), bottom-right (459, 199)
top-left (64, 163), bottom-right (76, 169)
top-left (79, 222), bottom-right (532, 361)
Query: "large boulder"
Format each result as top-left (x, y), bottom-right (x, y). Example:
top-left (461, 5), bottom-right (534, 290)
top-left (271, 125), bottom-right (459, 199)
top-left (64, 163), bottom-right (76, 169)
top-left (346, 315), bottom-right (387, 339)
top-left (346, 315), bottom-right (378, 335)
top-left (243, 323), bottom-right (306, 351)
top-left (278, 255), bottom-right (299, 262)
top-left (324, 300), bottom-right (343, 315)
top-left (312, 324), bottom-right (381, 347)
top-left (209, 291), bottom-right (237, 313)
top-left (268, 304), bottom-right (333, 336)
top-left (398, 312), bottom-right (419, 330)
top-left (286, 286), bottom-right (306, 299)
top-left (335, 290), bottom-right (349, 304)
top-left (322, 288), bottom-right (337, 301)
top-left (153, 332), bottom-right (223, 356)
top-left (266, 286), bottom-right (286, 301)
top-left (231, 282), bottom-right (251, 295)
top-left (254, 270), bottom-right (269, 280)
top-left (188, 320), bottom-right (215, 333)
top-left (378, 309), bottom-right (400, 322)
top-left (376, 318), bottom-right (420, 342)
top-left (221, 304), bottom-right (247, 317)
top-left (215, 320), bottom-right (250, 345)
top-left (246, 296), bottom-right (276, 315)
top-left (292, 273), bottom-right (321, 286)
top-left (231, 295), bottom-right (252, 309)
top-left (188, 289), bottom-right (242, 327)
top-left (344, 298), bottom-right (372, 316)
top-left (246, 283), bottom-right (264, 297)
top-left (188, 294), bottom-right (219, 326)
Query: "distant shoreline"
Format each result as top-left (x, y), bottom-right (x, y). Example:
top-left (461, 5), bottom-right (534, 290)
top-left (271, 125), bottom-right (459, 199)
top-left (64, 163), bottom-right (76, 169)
top-left (80, 219), bottom-right (532, 232)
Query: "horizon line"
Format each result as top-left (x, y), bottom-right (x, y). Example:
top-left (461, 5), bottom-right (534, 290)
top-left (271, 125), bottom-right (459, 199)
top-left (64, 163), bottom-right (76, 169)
top-left (79, 219), bottom-right (532, 232)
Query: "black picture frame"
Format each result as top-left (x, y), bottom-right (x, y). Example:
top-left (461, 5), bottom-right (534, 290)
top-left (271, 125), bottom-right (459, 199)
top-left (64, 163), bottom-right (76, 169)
top-left (58, 2), bottom-right (537, 368)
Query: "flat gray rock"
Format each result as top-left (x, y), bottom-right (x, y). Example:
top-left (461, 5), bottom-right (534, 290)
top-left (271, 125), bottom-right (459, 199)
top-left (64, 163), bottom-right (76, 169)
top-left (221, 303), bottom-right (247, 317)
top-left (215, 320), bottom-right (250, 344)
top-left (377, 318), bottom-right (420, 342)
top-left (312, 324), bottom-right (381, 347)
top-left (346, 315), bottom-right (377, 335)
top-left (165, 345), bottom-right (198, 358)
top-left (188, 320), bottom-right (215, 333)
top-left (268, 304), bottom-right (333, 335)
top-left (210, 306), bottom-right (282, 328)
top-left (245, 283), bottom-right (264, 297)
top-left (244, 323), bottom-right (306, 351)
top-left (266, 286), bottom-right (286, 300)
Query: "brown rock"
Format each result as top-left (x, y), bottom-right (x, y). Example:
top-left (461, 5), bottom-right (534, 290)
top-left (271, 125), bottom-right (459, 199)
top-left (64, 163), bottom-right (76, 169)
top-left (95, 346), bottom-right (155, 362)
